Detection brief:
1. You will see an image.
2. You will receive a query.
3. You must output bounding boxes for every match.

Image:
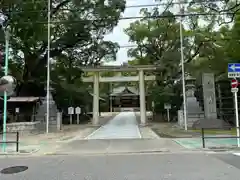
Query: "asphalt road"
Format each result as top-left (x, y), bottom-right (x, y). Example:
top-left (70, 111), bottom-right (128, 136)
top-left (86, 112), bottom-right (141, 139)
top-left (0, 152), bottom-right (240, 180)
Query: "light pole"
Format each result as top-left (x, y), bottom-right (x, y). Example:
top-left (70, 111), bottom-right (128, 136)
top-left (179, 1), bottom-right (188, 130)
top-left (46, 0), bottom-right (51, 133)
top-left (0, 16), bottom-right (10, 151)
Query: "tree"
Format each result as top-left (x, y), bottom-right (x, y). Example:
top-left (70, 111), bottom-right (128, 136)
top-left (124, 2), bottom-right (229, 119)
top-left (188, 0), bottom-right (240, 25)
top-left (0, 0), bottom-right (125, 95)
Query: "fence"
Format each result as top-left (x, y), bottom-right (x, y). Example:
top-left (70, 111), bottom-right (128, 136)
top-left (0, 132), bottom-right (19, 152)
top-left (201, 127), bottom-right (240, 148)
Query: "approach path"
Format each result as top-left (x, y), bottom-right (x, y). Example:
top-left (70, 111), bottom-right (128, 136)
top-left (86, 112), bottom-right (141, 139)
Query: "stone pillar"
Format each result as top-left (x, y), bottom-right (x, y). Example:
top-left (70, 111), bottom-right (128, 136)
top-left (139, 70), bottom-right (146, 124)
top-left (178, 110), bottom-right (184, 127)
top-left (202, 73), bottom-right (217, 119)
top-left (57, 112), bottom-right (62, 130)
top-left (110, 96), bottom-right (113, 112)
top-left (93, 72), bottom-right (100, 125)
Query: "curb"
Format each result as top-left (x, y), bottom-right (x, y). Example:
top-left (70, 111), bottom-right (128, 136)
top-left (39, 149), bottom-right (219, 156)
top-left (0, 148), bottom-right (39, 156)
top-left (42, 150), bottom-right (171, 156)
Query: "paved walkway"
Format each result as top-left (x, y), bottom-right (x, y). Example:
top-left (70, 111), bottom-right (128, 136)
top-left (86, 112), bottom-right (141, 139)
top-left (174, 137), bottom-right (240, 149)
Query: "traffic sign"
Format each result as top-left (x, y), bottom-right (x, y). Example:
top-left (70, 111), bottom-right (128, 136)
top-left (228, 63), bottom-right (240, 78)
top-left (231, 88), bottom-right (238, 93)
top-left (231, 79), bottom-right (238, 88)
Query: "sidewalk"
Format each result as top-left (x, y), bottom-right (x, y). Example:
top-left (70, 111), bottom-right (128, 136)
top-left (0, 114), bottom-right (118, 155)
top-left (0, 125), bottom-right (96, 155)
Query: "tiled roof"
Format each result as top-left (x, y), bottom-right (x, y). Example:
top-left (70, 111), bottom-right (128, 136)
top-left (7, 97), bottom-right (40, 102)
top-left (110, 86), bottom-right (139, 96)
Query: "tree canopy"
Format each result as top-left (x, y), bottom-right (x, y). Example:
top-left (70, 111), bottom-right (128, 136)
top-left (0, 0), bottom-right (125, 90)
top-left (0, 0), bottom-right (126, 110)
top-left (124, 0), bottom-right (240, 116)
top-left (1, 0), bottom-right (240, 116)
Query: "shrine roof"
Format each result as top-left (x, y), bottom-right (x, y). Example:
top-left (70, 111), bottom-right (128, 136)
top-left (110, 86), bottom-right (139, 96)
top-left (7, 97), bottom-right (40, 102)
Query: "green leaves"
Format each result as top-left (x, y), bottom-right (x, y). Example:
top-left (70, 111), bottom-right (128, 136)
top-left (0, 0), bottom-right (126, 110)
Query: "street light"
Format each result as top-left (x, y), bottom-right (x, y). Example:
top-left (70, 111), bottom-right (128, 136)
top-left (179, 1), bottom-right (188, 130)
top-left (0, 15), bottom-right (10, 151)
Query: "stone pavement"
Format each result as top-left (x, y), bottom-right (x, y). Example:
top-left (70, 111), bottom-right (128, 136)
top-left (139, 126), bottom-right (160, 139)
top-left (50, 112), bottom-right (173, 155)
top-left (86, 112), bottom-right (141, 139)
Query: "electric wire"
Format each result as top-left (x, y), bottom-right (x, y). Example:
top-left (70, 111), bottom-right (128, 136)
top-left (0, 0), bottom-right (226, 7)
top-left (5, 12), bottom-right (236, 24)
top-left (0, 0), bottom-right (235, 14)
top-left (0, 0), bottom-right (239, 49)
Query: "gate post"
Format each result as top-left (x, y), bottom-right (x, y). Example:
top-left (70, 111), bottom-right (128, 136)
top-left (139, 70), bottom-right (146, 125)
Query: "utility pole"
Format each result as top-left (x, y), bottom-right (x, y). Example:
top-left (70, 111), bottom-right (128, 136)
top-left (179, 0), bottom-right (188, 130)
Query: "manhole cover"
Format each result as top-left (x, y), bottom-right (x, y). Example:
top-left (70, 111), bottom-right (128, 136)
top-left (1, 166), bottom-right (28, 174)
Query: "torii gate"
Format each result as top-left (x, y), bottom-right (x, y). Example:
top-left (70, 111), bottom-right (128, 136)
top-left (81, 65), bottom-right (157, 125)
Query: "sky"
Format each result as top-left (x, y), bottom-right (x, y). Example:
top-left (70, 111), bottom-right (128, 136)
top-left (104, 0), bottom-right (158, 66)
top-left (103, 0), bottom-right (181, 66)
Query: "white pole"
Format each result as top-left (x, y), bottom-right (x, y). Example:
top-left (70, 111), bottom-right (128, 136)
top-left (46, 0), bottom-right (51, 133)
top-left (179, 1), bottom-right (187, 131)
top-left (234, 91), bottom-right (240, 147)
top-left (167, 109), bottom-right (170, 122)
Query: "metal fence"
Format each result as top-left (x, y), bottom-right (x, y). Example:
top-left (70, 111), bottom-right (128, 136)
top-left (201, 127), bottom-right (240, 148)
top-left (0, 132), bottom-right (19, 152)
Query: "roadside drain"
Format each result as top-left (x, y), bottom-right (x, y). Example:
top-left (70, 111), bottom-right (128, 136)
top-left (1, 166), bottom-right (28, 174)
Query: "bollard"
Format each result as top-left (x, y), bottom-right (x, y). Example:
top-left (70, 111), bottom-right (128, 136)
top-left (16, 131), bottom-right (19, 152)
top-left (201, 128), bottom-right (205, 148)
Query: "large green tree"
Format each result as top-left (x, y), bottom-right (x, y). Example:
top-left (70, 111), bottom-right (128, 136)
top-left (0, 0), bottom-right (125, 96)
top-left (124, 6), bottom-right (213, 114)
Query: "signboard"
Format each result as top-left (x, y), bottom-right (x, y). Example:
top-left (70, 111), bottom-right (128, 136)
top-left (15, 107), bottom-right (19, 113)
top-left (231, 79), bottom-right (238, 88)
top-left (68, 107), bottom-right (74, 114)
top-left (164, 103), bottom-right (171, 109)
top-left (231, 88), bottom-right (239, 93)
top-left (75, 107), bottom-right (81, 114)
top-left (228, 63), bottom-right (240, 78)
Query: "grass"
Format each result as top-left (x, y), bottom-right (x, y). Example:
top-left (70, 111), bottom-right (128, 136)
top-left (190, 128), bottom-right (237, 135)
top-left (150, 122), bottom-right (238, 138)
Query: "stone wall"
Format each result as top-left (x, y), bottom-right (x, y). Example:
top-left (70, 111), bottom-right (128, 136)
top-left (6, 121), bottom-right (41, 134)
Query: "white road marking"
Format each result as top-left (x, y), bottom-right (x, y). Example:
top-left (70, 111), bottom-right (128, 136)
top-left (233, 153), bottom-right (240, 156)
